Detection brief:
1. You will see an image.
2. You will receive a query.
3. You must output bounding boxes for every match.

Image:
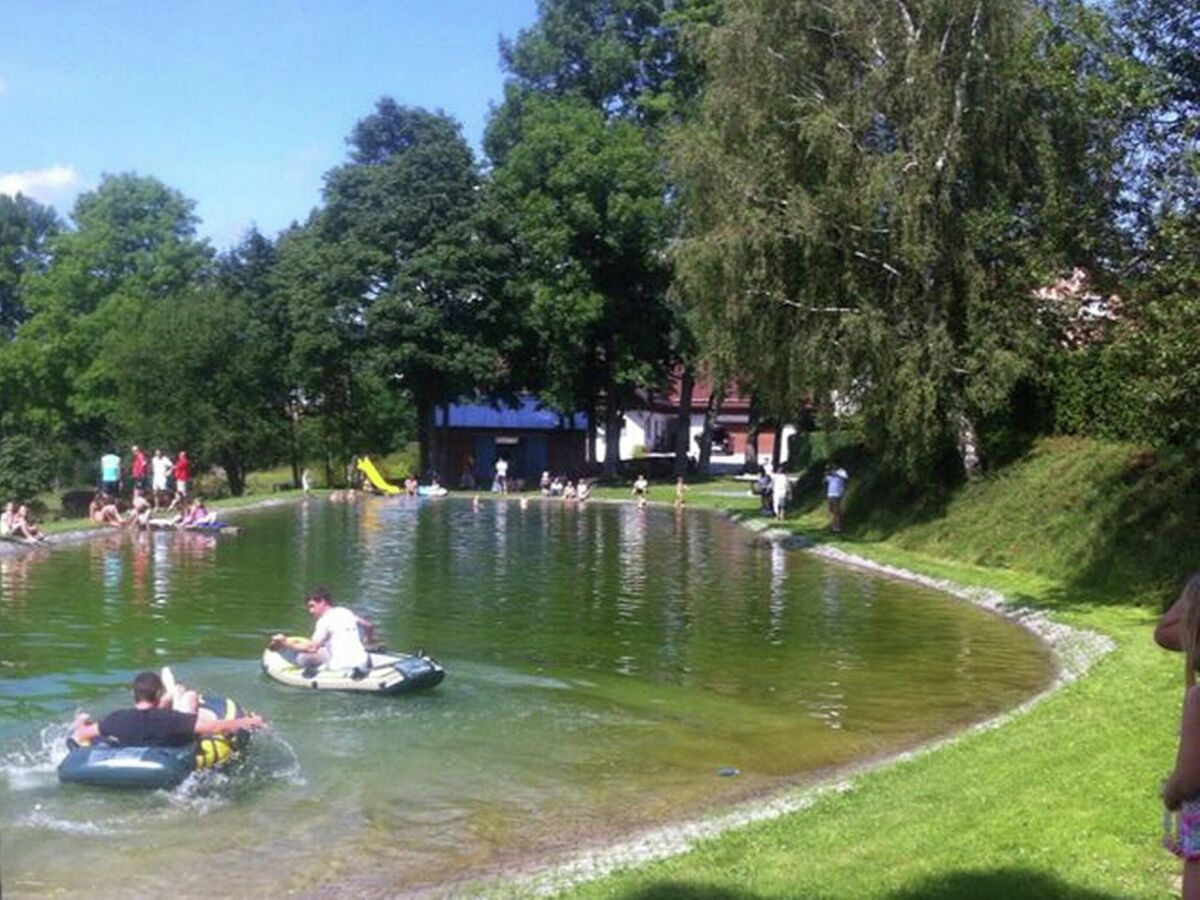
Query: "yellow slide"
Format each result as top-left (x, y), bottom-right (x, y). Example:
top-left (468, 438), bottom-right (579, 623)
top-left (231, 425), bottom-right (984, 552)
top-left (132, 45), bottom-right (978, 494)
top-left (355, 457), bottom-right (402, 494)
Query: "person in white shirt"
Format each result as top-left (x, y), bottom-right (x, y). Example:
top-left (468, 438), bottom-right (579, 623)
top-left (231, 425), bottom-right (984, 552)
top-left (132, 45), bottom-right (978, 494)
top-left (824, 464), bottom-right (849, 533)
top-left (270, 588), bottom-right (375, 673)
top-left (150, 449), bottom-right (174, 510)
top-left (771, 469), bottom-right (791, 520)
top-left (494, 457), bottom-right (509, 494)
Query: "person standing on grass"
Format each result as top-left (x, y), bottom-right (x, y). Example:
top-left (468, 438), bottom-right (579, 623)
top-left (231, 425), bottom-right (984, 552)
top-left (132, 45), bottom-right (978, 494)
top-left (100, 449), bottom-right (121, 497)
top-left (824, 463), bottom-right (849, 533)
top-left (151, 449), bottom-right (173, 510)
top-left (674, 476), bottom-right (688, 509)
top-left (1157, 574), bottom-right (1200, 898)
top-left (770, 467), bottom-right (791, 520)
top-left (173, 450), bottom-right (190, 498)
top-left (130, 446), bottom-right (148, 494)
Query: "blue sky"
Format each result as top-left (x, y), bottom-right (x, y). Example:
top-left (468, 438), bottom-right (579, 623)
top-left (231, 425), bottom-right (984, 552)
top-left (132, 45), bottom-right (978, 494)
top-left (1, 0), bottom-right (540, 249)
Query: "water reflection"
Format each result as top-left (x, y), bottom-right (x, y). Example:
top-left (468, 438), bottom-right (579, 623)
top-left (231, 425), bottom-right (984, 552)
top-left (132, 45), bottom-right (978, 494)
top-left (0, 548), bottom-right (47, 605)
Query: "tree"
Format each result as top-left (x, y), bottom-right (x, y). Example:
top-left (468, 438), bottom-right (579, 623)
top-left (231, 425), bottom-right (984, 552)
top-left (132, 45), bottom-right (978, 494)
top-left (317, 100), bottom-right (506, 478)
top-left (488, 97), bottom-right (673, 476)
top-left (672, 0), bottom-right (1122, 479)
top-left (9, 174), bottom-right (212, 451)
top-left (0, 193), bottom-right (58, 339)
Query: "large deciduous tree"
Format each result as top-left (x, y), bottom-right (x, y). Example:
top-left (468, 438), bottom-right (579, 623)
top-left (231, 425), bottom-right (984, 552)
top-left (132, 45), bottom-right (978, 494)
top-left (10, 174), bottom-right (212, 450)
top-left (673, 0), bottom-right (1121, 479)
top-left (488, 97), bottom-right (673, 476)
top-left (317, 100), bottom-right (506, 478)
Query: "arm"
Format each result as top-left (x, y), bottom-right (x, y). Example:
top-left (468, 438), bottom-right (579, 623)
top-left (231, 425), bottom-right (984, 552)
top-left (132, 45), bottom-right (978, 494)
top-left (193, 712), bottom-right (264, 736)
top-left (355, 614), bottom-right (376, 645)
top-left (1157, 596), bottom-right (1185, 651)
top-left (1165, 686), bottom-right (1200, 809)
top-left (270, 633), bottom-right (319, 653)
top-left (74, 713), bottom-right (101, 744)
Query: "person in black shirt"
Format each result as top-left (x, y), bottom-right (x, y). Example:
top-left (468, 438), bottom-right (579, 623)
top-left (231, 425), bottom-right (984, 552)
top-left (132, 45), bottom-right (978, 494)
top-left (73, 671), bottom-right (263, 746)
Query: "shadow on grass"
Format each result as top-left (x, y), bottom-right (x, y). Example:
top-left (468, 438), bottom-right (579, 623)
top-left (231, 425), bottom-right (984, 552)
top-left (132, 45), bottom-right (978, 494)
top-left (887, 867), bottom-right (1126, 899)
top-left (620, 884), bottom-right (762, 900)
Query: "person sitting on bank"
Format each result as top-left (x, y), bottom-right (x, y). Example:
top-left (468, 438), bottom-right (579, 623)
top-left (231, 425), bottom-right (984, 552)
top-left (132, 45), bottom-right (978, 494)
top-left (269, 588), bottom-right (375, 674)
top-left (10, 504), bottom-right (47, 542)
top-left (577, 479), bottom-right (592, 503)
top-left (126, 488), bottom-right (152, 530)
top-left (89, 493), bottom-right (124, 528)
top-left (72, 669), bottom-right (264, 747)
top-left (0, 501), bottom-right (14, 538)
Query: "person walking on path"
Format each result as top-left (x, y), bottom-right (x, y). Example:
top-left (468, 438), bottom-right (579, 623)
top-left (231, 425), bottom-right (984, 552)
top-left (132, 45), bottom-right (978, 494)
top-left (824, 463), bottom-right (849, 533)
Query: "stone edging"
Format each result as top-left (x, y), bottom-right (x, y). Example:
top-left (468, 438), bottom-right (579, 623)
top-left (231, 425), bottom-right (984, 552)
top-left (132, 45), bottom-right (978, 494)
top-left (490, 512), bottom-right (1116, 898)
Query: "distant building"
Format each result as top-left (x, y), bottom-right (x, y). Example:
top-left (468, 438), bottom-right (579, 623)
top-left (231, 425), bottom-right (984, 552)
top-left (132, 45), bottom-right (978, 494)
top-left (594, 373), bottom-right (796, 470)
top-left (435, 395), bottom-right (588, 488)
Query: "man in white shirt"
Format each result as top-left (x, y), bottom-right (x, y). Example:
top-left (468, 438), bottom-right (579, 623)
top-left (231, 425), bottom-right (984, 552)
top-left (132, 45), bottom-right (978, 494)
top-left (495, 457), bottom-right (509, 494)
top-left (151, 449), bottom-right (174, 510)
top-left (270, 588), bottom-right (375, 673)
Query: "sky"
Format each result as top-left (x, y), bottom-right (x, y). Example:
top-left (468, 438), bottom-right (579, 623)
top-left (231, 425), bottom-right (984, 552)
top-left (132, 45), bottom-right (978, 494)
top-left (1, 0), bottom-right (541, 249)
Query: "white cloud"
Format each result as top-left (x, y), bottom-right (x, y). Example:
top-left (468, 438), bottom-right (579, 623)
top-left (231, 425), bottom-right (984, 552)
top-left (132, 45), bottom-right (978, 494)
top-left (0, 165), bottom-right (81, 203)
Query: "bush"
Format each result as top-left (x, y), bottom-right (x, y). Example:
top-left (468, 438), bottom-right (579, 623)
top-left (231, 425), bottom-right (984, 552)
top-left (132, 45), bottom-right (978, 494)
top-left (0, 435), bottom-right (55, 504)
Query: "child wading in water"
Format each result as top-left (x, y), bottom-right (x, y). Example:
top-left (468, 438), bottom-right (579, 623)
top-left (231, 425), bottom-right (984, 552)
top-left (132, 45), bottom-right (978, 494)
top-left (1156, 573), bottom-right (1200, 898)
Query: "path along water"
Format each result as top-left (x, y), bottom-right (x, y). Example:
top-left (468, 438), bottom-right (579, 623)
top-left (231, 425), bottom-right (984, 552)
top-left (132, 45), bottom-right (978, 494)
top-left (0, 498), bottom-right (1053, 895)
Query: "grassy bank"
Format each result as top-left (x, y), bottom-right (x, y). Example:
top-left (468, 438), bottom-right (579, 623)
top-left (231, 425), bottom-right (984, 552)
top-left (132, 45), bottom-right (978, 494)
top-left (549, 437), bottom-right (1192, 897)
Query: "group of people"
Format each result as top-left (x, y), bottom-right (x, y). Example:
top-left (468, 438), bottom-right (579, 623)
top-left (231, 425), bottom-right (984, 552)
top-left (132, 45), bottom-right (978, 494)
top-left (0, 501), bottom-right (47, 543)
top-left (751, 462), bottom-right (848, 528)
top-left (540, 471), bottom-right (592, 503)
top-left (100, 445), bottom-right (191, 512)
top-left (72, 588), bottom-right (370, 749)
top-left (87, 490), bottom-right (215, 531)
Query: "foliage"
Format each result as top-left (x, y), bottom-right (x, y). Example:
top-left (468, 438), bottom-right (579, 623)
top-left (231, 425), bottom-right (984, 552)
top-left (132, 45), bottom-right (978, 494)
top-left (0, 194), bottom-right (58, 339)
top-left (0, 433), bottom-right (55, 502)
top-left (671, 0), bottom-right (1123, 481)
top-left (487, 96), bottom-right (673, 473)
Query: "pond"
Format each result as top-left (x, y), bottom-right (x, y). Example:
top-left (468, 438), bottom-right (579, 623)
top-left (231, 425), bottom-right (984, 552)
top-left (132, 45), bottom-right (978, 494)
top-left (0, 498), bottom-right (1053, 895)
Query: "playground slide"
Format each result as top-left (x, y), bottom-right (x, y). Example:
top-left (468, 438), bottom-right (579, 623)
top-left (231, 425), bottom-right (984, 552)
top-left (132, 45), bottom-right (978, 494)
top-left (356, 457), bottom-right (402, 495)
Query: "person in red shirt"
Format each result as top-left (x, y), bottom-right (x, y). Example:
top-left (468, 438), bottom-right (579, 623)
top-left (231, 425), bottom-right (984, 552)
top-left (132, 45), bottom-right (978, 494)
top-left (173, 451), bottom-right (190, 497)
top-left (130, 445), bottom-right (148, 493)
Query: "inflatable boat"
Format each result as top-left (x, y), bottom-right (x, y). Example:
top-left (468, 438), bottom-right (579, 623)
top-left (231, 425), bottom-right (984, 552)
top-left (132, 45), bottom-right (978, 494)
top-left (262, 641), bottom-right (444, 694)
top-left (58, 694), bottom-right (251, 789)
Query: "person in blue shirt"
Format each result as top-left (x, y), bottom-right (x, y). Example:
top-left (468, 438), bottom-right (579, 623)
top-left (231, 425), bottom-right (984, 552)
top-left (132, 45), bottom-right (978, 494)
top-left (100, 450), bottom-right (121, 496)
top-left (824, 464), bottom-right (849, 533)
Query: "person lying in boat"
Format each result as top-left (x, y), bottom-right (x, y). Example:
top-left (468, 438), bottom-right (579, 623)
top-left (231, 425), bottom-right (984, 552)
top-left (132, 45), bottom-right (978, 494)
top-left (269, 588), bottom-right (376, 675)
top-left (72, 669), bottom-right (263, 747)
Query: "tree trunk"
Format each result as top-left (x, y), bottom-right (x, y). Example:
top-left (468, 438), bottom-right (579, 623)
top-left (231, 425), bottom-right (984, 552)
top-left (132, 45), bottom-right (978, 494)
top-left (744, 398), bottom-right (760, 473)
top-left (957, 413), bottom-right (982, 479)
top-left (585, 401), bottom-right (597, 466)
top-left (697, 384), bottom-right (725, 476)
top-left (289, 405), bottom-right (301, 489)
top-left (673, 368), bottom-right (695, 477)
top-left (222, 457), bottom-right (245, 497)
top-left (416, 395), bottom-right (433, 481)
top-left (603, 403), bottom-right (622, 479)
top-left (770, 420), bottom-right (783, 471)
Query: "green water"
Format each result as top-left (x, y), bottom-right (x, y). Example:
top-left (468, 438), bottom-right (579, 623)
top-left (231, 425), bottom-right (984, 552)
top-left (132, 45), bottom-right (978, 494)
top-left (0, 498), bottom-right (1052, 895)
